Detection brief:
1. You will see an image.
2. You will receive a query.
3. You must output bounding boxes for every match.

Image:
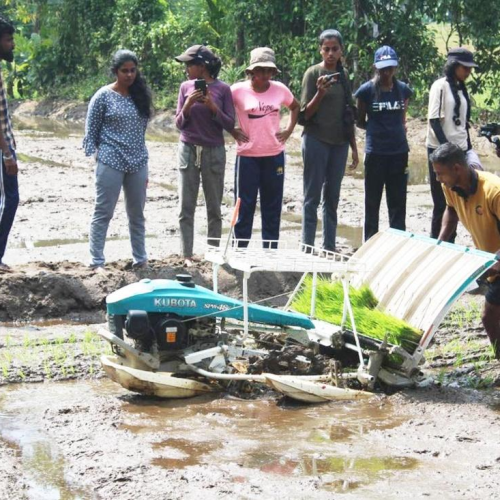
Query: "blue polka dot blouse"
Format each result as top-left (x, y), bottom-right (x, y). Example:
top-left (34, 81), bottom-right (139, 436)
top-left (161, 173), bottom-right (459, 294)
top-left (83, 86), bottom-right (149, 173)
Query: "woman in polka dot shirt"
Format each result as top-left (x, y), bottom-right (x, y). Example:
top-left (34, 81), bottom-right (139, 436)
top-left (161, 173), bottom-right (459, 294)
top-left (83, 49), bottom-right (152, 269)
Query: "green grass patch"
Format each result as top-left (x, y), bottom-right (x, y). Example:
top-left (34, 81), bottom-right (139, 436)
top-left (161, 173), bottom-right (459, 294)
top-left (291, 277), bottom-right (422, 353)
top-left (0, 330), bottom-right (111, 382)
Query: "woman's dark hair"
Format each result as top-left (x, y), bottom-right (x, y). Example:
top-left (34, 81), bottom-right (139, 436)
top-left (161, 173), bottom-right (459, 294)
top-left (0, 16), bottom-right (15, 38)
top-left (444, 59), bottom-right (471, 127)
top-left (205, 57), bottom-right (222, 79)
top-left (372, 72), bottom-right (401, 103)
top-left (319, 29), bottom-right (343, 47)
top-left (111, 49), bottom-right (153, 119)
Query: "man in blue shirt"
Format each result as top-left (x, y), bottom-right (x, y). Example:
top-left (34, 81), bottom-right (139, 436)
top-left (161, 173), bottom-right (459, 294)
top-left (0, 16), bottom-right (17, 273)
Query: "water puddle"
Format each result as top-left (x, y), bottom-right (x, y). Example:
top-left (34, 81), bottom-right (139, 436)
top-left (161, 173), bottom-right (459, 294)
top-left (280, 211), bottom-right (362, 248)
top-left (243, 451), bottom-right (417, 492)
top-left (155, 181), bottom-right (177, 192)
top-left (146, 128), bottom-right (180, 143)
top-left (350, 152), bottom-right (500, 186)
top-left (120, 392), bottom-right (412, 490)
top-left (14, 115), bottom-right (182, 145)
top-left (0, 318), bottom-right (84, 329)
top-left (17, 152), bottom-right (73, 169)
top-left (337, 224), bottom-right (363, 249)
top-left (13, 234), bottom-right (159, 250)
top-left (13, 116), bottom-right (84, 138)
top-left (0, 380), bottom-right (418, 497)
top-left (0, 413), bottom-right (91, 499)
top-left (151, 438), bottom-right (223, 469)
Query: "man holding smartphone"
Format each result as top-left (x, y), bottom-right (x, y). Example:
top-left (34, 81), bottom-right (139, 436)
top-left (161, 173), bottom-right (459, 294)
top-left (0, 16), bottom-right (18, 273)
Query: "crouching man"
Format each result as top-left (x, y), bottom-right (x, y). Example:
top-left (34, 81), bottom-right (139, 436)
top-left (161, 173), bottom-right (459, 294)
top-left (431, 142), bottom-right (500, 359)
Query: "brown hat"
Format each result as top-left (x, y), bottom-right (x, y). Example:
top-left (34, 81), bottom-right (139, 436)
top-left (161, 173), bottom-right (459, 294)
top-left (447, 47), bottom-right (478, 68)
top-left (175, 45), bottom-right (216, 64)
top-left (246, 47), bottom-right (279, 72)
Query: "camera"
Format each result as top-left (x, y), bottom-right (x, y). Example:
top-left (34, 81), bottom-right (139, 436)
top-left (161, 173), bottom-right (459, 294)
top-left (194, 78), bottom-right (207, 96)
top-left (480, 123), bottom-right (500, 149)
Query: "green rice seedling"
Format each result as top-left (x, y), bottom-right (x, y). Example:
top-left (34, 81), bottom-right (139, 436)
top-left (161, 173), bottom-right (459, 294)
top-left (436, 369), bottom-right (447, 385)
top-left (453, 352), bottom-right (464, 368)
top-left (67, 332), bottom-right (78, 344)
top-left (2, 349), bottom-right (13, 364)
top-left (83, 330), bottom-right (95, 344)
top-left (464, 374), bottom-right (494, 389)
top-left (292, 277), bottom-right (422, 353)
top-left (43, 361), bottom-right (52, 379)
top-left (4, 335), bottom-right (12, 348)
top-left (1, 362), bottom-right (9, 378)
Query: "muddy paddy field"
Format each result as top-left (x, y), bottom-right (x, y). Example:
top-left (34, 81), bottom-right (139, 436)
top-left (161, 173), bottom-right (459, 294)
top-left (1, 103), bottom-right (500, 499)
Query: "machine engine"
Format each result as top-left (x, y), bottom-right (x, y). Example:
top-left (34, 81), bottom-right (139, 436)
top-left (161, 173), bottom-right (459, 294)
top-left (110, 310), bottom-right (217, 353)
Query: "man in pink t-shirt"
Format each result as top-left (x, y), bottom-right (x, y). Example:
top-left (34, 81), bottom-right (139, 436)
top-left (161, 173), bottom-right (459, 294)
top-left (230, 47), bottom-right (299, 247)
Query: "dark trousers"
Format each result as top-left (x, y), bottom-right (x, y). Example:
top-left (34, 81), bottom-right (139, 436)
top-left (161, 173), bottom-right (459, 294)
top-left (0, 156), bottom-right (19, 263)
top-left (427, 147), bottom-right (456, 242)
top-left (364, 152), bottom-right (408, 241)
top-left (234, 153), bottom-right (285, 248)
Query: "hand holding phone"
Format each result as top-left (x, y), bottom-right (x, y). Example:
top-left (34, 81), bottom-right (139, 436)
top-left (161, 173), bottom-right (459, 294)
top-left (324, 72), bottom-right (340, 83)
top-left (194, 78), bottom-right (207, 96)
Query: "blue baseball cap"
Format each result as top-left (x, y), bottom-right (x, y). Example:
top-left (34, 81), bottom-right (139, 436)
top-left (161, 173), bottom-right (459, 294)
top-left (374, 46), bottom-right (398, 69)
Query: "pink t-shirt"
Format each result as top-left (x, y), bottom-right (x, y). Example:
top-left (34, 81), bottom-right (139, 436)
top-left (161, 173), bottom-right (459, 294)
top-left (231, 80), bottom-right (294, 157)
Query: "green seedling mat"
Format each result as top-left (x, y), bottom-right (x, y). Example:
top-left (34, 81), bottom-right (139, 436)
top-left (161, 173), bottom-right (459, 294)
top-left (291, 277), bottom-right (422, 354)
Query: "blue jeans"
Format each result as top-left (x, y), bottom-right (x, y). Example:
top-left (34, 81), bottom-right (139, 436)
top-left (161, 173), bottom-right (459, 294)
top-left (89, 162), bottom-right (148, 266)
top-left (234, 153), bottom-right (285, 248)
top-left (301, 134), bottom-right (349, 251)
top-left (0, 155), bottom-right (19, 263)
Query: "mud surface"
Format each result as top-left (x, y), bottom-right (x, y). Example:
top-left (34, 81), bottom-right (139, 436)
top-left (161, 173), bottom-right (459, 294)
top-left (1, 107), bottom-right (500, 499)
top-left (0, 379), bottom-right (499, 500)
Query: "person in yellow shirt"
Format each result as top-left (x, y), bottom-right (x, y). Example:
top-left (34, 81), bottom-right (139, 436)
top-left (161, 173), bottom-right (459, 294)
top-left (431, 142), bottom-right (500, 359)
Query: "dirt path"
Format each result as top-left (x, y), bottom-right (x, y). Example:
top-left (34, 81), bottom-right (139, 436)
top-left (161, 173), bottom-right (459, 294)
top-left (1, 109), bottom-right (500, 499)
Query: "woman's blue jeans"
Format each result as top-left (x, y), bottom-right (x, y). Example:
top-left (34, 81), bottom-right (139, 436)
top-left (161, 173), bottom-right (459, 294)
top-left (301, 134), bottom-right (349, 251)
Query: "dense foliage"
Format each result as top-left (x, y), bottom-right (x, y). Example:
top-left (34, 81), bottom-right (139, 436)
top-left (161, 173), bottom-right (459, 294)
top-left (1, 0), bottom-right (499, 111)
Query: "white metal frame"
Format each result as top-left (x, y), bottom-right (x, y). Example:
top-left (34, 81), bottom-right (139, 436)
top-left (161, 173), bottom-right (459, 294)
top-left (205, 238), bottom-right (367, 369)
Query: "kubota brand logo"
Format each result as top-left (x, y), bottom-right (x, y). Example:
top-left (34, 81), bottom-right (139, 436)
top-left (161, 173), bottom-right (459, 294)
top-left (154, 298), bottom-right (197, 308)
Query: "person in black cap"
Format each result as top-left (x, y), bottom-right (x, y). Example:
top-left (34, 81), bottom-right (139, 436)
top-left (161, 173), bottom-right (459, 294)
top-left (426, 47), bottom-right (478, 242)
top-left (355, 46), bottom-right (413, 241)
top-left (174, 45), bottom-right (235, 267)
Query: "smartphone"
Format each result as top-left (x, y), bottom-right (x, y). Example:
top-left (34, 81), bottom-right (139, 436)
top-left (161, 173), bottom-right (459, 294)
top-left (324, 72), bottom-right (340, 83)
top-left (194, 78), bottom-right (207, 96)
